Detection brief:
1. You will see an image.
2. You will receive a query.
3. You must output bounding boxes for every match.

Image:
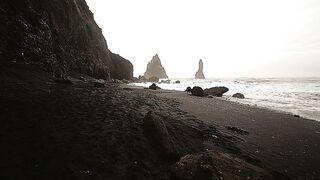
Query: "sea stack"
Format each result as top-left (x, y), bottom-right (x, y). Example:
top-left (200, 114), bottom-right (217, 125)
top-left (144, 54), bottom-right (168, 79)
top-left (195, 59), bottom-right (205, 79)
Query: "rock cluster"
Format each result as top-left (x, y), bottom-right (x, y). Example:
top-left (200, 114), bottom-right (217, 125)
top-left (144, 54), bottom-right (168, 79)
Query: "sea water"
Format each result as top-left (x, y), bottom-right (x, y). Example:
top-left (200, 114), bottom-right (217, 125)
top-left (131, 78), bottom-right (320, 121)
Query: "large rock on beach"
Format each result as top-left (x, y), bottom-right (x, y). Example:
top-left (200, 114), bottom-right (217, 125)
top-left (143, 112), bottom-right (180, 160)
top-left (191, 86), bottom-right (204, 97)
top-left (204, 87), bottom-right (229, 97)
top-left (186, 87), bottom-right (192, 92)
top-left (195, 59), bottom-right (205, 79)
top-left (144, 54), bottom-right (168, 79)
top-left (149, 83), bottom-right (161, 90)
top-left (232, 93), bottom-right (245, 99)
top-left (171, 151), bottom-right (276, 180)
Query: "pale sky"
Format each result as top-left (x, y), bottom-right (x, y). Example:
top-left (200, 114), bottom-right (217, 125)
top-left (86, 0), bottom-right (320, 78)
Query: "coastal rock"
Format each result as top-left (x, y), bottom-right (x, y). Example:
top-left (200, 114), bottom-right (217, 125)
top-left (191, 86), bottom-right (204, 97)
top-left (148, 76), bottom-right (159, 83)
top-left (143, 112), bottom-right (180, 160)
top-left (186, 87), bottom-right (192, 92)
top-left (149, 83), bottom-right (161, 90)
top-left (175, 80), bottom-right (181, 84)
top-left (0, 0), bottom-right (133, 80)
top-left (204, 87), bottom-right (229, 97)
top-left (109, 53), bottom-right (133, 80)
top-left (138, 75), bottom-right (148, 82)
top-left (195, 59), bottom-right (205, 79)
top-left (232, 93), bottom-right (245, 99)
top-left (144, 54), bottom-right (168, 79)
top-left (160, 79), bottom-right (171, 84)
top-left (172, 151), bottom-right (276, 180)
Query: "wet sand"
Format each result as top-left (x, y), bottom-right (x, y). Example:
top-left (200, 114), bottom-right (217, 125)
top-left (156, 89), bottom-right (320, 180)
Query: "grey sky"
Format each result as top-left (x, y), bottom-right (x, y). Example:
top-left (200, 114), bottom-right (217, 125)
top-left (86, 0), bottom-right (320, 78)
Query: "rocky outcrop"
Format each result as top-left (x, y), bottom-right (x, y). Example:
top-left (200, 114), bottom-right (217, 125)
top-left (0, 0), bottom-right (133, 80)
top-left (191, 86), bottom-right (204, 97)
top-left (148, 76), bottom-right (159, 83)
top-left (204, 87), bottom-right (229, 97)
top-left (172, 151), bottom-right (276, 180)
top-left (232, 93), bottom-right (245, 99)
top-left (195, 59), bottom-right (205, 79)
top-left (144, 54), bottom-right (168, 79)
top-left (186, 87), bottom-right (192, 92)
top-left (149, 83), bottom-right (161, 90)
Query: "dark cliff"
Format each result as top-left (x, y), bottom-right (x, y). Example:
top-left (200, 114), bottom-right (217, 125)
top-left (0, 0), bottom-right (133, 80)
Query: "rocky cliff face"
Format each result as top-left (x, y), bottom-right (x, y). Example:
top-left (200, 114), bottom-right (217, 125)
top-left (144, 54), bottom-right (168, 79)
top-left (0, 0), bottom-right (133, 80)
top-left (195, 59), bottom-right (205, 79)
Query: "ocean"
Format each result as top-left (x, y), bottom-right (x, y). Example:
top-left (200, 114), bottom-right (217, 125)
top-left (131, 78), bottom-right (320, 121)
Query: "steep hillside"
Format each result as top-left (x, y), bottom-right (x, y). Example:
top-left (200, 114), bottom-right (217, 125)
top-left (0, 0), bottom-right (133, 80)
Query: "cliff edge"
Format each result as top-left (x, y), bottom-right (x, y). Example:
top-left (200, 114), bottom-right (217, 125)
top-left (0, 0), bottom-right (133, 80)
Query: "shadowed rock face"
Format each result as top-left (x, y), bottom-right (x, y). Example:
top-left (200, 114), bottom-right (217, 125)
top-left (0, 0), bottom-right (133, 80)
top-left (195, 59), bottom-right (205, 79)
top-left (144, 54), bottom-right (168, 79)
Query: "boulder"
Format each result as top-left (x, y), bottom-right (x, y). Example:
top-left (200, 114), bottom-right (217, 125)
top-left (144, 54), bottom-right (168, 79)
top-left (148, 76), bottom-right (159, 83)
top-left (204, 87), bottom-right (229, 97)
top-left (171, 151), bottom-right (276, 180)
top-left (175, 80), bottom-right (181, 84)
top-left (160, 79), bottom-right (171, 84)
top-left (142, 112), bottom-right (180, 160)
top-left (232, 93), bottom-right (245, 99)
top-left (185, 87), bottom-right (192, 92)
top-left (149, 83), bottom-right (161, 90)
top-left (195, 59), bottom-right (205, 79)
top-left (191, 86), bottom-right (204, 97)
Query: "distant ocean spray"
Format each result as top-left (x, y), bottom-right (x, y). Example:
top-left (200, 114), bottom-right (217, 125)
top-left (132, 78), bottom-right (320, 121)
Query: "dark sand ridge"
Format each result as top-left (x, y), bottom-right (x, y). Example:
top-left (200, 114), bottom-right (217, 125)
top-left (156, 89), bottom-right (320, 180)
top-left (1, 62), bottom-right (287, 180)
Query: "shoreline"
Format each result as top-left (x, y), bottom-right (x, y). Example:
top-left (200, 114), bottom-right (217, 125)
top-left (143, 86), bottom-right (320, 180)
top-left (129, 83), bottom-right (320, 122)
top-left (1, 63), bottom-right (319, 179)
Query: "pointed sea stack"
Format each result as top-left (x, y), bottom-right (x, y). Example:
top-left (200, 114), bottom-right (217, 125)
top-left (144, 54), bottom-right (168, 79)
top-left (195, 59), bottom-right (205, 79)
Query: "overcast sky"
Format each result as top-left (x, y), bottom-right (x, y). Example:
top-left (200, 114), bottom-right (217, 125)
top-left (86, 0), bottom-right (320, 78)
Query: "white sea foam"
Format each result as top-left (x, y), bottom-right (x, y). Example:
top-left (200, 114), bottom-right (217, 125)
top-left (131, 78), bottom-right (320, 121)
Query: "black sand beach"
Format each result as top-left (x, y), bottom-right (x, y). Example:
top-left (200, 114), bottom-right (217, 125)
top-left (156, 89), bottom-right (320, 180)
top-left (0, 63), bottom-right (319, 180)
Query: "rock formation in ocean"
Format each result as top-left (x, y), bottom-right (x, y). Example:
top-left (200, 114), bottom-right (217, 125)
top-left (0, 0), bottom-right (133, 80)
top-left (195, 59), bottom-right (205, 79)
top-left (144, 54), bottom-right (168, 79)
